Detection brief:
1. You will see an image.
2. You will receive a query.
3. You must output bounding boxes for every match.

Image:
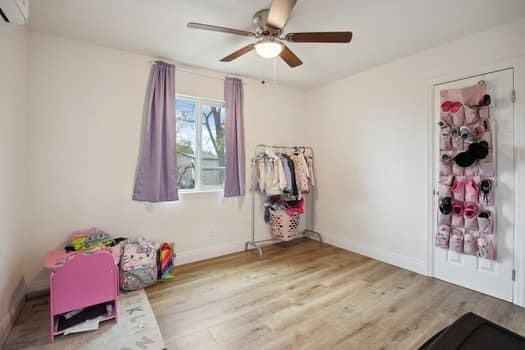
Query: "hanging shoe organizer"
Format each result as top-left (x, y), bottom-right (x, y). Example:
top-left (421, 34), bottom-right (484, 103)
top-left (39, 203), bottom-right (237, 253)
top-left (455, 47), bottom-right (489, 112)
top-left (436, 81), bottom-right (497, 260)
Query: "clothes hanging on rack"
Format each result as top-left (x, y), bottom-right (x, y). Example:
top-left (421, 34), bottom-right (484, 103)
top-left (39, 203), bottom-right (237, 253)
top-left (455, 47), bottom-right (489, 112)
top-left (290, 153), bottom-right (310, 194)
top-left (246, 144), bottom-right (323, 258)
top-left (256, 149), bottom-right (286, 195)
top-left (254, 148), bottom-right (314, 197)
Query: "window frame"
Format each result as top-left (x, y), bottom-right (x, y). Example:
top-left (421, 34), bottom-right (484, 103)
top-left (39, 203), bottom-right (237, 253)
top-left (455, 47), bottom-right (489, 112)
top-left (176, 94), bottom-right (226, 193)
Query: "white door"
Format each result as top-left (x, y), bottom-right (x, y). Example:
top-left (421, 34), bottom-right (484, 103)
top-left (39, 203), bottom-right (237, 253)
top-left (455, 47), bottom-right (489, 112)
top-left (432, 68), bottom-right (515, 302)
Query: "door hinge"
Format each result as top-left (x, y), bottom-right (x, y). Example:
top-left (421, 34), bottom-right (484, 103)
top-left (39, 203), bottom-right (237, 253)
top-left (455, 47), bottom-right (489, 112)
top-left (511, 89), bottom-right (516, 103)
top-left (512, 269), bottom-right (516, 281)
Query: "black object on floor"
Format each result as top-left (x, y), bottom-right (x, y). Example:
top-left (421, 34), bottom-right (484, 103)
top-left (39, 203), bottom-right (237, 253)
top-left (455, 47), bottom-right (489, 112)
top-left (57, 302), bottom-right (109, 331)
top-left (418, 312), bottom-right (525, 350)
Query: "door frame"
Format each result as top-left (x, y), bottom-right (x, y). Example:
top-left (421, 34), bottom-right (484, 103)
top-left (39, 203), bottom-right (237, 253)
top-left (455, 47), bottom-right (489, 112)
top-left (426, 57), bottom-right (525, 306)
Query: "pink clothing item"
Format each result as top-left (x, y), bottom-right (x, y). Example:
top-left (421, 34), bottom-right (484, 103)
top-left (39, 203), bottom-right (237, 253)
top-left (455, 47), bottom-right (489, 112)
top-left (286, 198), bottom-right (304, 215)
top-left (291, 154), bottom-right (310, 193)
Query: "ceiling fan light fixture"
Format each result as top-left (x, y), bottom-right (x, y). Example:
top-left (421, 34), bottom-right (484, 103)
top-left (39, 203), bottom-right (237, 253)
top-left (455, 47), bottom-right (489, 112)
top-left (254, 39), bottom-right (284, 59)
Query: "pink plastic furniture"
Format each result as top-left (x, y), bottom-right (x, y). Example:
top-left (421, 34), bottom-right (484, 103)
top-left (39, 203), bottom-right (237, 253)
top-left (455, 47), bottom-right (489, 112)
top-left (49, 251), bottom-right (119, 341)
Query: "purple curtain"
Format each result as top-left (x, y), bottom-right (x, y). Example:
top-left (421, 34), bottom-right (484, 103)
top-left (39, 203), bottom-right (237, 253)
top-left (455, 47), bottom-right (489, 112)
top-left (224, 77), bottom-right (246, 197)
top-left (133, 62), bottom-right (179, 202)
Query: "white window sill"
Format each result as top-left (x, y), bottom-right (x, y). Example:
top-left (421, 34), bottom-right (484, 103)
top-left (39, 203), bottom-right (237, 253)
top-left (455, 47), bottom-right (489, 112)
top-left (179, 189), bottom-right (223, 195)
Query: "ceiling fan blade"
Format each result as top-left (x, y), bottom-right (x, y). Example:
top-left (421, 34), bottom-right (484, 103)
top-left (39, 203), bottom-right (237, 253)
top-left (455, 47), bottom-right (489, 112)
top-left (279, 45), bottom-right (302, 68)
top-left (285, 32), bottom-right (353, 43)
top-left (220, 44), bottom-right (255, 62)
top-left (187, 22), bottom-right (254, 37)
top-left (267, 0), bottom-right (297, 30)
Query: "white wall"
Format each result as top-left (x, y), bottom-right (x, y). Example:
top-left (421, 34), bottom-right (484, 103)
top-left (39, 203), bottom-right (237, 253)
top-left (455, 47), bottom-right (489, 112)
top-left (25, 33), bottom-right (307, 288)
top-left (305, 17), bottom-right (525, 275)
top-left (0, 25), bottom-right (27, 343)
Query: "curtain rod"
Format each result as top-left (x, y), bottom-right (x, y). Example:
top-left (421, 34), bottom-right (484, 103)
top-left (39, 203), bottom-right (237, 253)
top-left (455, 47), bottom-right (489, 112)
top-left (148, 59), bottom-right (250, 85)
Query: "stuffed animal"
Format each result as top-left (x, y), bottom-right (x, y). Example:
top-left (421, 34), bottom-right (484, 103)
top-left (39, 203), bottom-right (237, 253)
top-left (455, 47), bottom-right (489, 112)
top-left (463, 233), bottom-right (477, 255)
top-left (477, 237), bottom-right (495, 260)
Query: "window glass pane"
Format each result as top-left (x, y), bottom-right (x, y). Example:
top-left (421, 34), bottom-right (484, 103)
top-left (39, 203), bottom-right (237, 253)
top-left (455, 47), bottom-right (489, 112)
top-left (176, 99), bottom-right (197, 190)
top-left (200, 104), bottom-right (226, 187)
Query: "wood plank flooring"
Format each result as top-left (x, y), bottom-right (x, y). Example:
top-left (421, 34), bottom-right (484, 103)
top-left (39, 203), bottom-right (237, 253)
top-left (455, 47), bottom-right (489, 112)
top-left (146, 239), bottom-right (525, 349)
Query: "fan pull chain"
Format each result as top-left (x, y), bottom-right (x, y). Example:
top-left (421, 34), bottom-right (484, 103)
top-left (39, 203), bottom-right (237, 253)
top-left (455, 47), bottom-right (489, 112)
top-left (272, 57), bottom-right (277, 85)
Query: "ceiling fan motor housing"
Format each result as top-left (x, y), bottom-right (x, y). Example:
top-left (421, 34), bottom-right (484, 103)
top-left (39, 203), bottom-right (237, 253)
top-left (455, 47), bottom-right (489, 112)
top-left (253, 9), bottom-right (281, 37)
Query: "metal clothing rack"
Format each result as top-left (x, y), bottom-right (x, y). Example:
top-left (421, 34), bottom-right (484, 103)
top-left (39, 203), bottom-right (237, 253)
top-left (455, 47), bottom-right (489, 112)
top-left (245, 144), bottom-right (323, 259)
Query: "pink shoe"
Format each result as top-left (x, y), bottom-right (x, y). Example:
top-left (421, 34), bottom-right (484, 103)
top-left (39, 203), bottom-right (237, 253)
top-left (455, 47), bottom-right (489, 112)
top-left (451, 200), bottom-right (464, 227)
top-left (449, 228), bottom-right (464, 253)
top-left (451, 176), bottom-right (465, 201)
top-left (463, 232), bottom-right (477, 255)
top-left (441, 101), bottom-right (464, 126)
top-left (465, 177), bottom-right (480, 202)
top-left (463, 202), bottom-right (479, 230)
top-left (436, 225), bottom-right (450, 249)
top-left (477, 210), bottom-right (493, 234)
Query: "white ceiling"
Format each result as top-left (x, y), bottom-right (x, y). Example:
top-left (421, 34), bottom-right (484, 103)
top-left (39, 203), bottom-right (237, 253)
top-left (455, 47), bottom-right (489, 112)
top-left (28, 0), bottom-right (525, 89)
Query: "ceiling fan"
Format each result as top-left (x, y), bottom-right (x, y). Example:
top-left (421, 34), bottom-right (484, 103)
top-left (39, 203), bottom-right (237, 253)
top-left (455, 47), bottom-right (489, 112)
top-left (187, 0), bottom-right (353, 68)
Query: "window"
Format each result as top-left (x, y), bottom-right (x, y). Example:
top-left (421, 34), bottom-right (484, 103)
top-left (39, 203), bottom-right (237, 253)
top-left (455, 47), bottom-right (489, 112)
top-left (176, 95), bottom-right (226, 192)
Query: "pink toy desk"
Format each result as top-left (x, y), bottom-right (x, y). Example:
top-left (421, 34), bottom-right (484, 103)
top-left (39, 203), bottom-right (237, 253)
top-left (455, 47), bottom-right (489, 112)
top-left (48, 251), bottom-right (119, 341)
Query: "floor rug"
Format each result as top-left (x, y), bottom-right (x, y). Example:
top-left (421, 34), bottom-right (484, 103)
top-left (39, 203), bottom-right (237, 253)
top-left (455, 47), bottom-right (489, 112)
top-left (4, 289), bottom-right (166, 350)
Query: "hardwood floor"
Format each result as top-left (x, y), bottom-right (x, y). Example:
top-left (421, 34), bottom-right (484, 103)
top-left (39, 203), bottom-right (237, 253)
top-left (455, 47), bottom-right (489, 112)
top-left (146, 239), bottom-right (525, 350)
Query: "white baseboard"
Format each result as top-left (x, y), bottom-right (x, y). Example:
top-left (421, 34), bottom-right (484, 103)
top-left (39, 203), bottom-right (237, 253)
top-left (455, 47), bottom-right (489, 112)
top-left (174, 240), bottom-right (246, 266)
top-left (0, 278), bottom-right (26, 347)
top-left (321, 231), bottom-right (427, 275)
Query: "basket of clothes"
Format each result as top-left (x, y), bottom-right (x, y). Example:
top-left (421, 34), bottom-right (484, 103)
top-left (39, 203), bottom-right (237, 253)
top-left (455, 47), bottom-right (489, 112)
top-left (269, 209), bottom-right (300, 241)
top-left (266, 197), bottom-right (304, 241)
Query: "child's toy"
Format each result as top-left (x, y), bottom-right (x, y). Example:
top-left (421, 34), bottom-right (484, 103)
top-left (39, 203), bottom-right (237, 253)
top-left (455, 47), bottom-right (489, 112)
top-left (158, 242), bottom-right (175, 280)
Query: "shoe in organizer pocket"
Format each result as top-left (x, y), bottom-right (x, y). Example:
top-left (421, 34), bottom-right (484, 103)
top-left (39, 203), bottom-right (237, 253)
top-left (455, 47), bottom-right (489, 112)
top-left (451, 200), bottom-right (464, 227)
top-left (464, 202), bottom-right (479, 231)
top-left (477, 234), bottom-right (496, 260)
top-left (463, 231), bottom-right (478, 256)
top-left (477, 209), bottom-right (494, 234)
top-left (464, 177), bottom-right (480, 202)
top-left (436, 225), bottom-right (450, 249)
top-left (451, 176), bottom-right (465, 201)
top-left (479, 178), bottom-right (495, 206)
top-left (449, 227), bottom-right (464, 253)
top-left (441, 101), bottom-right (465, 127)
